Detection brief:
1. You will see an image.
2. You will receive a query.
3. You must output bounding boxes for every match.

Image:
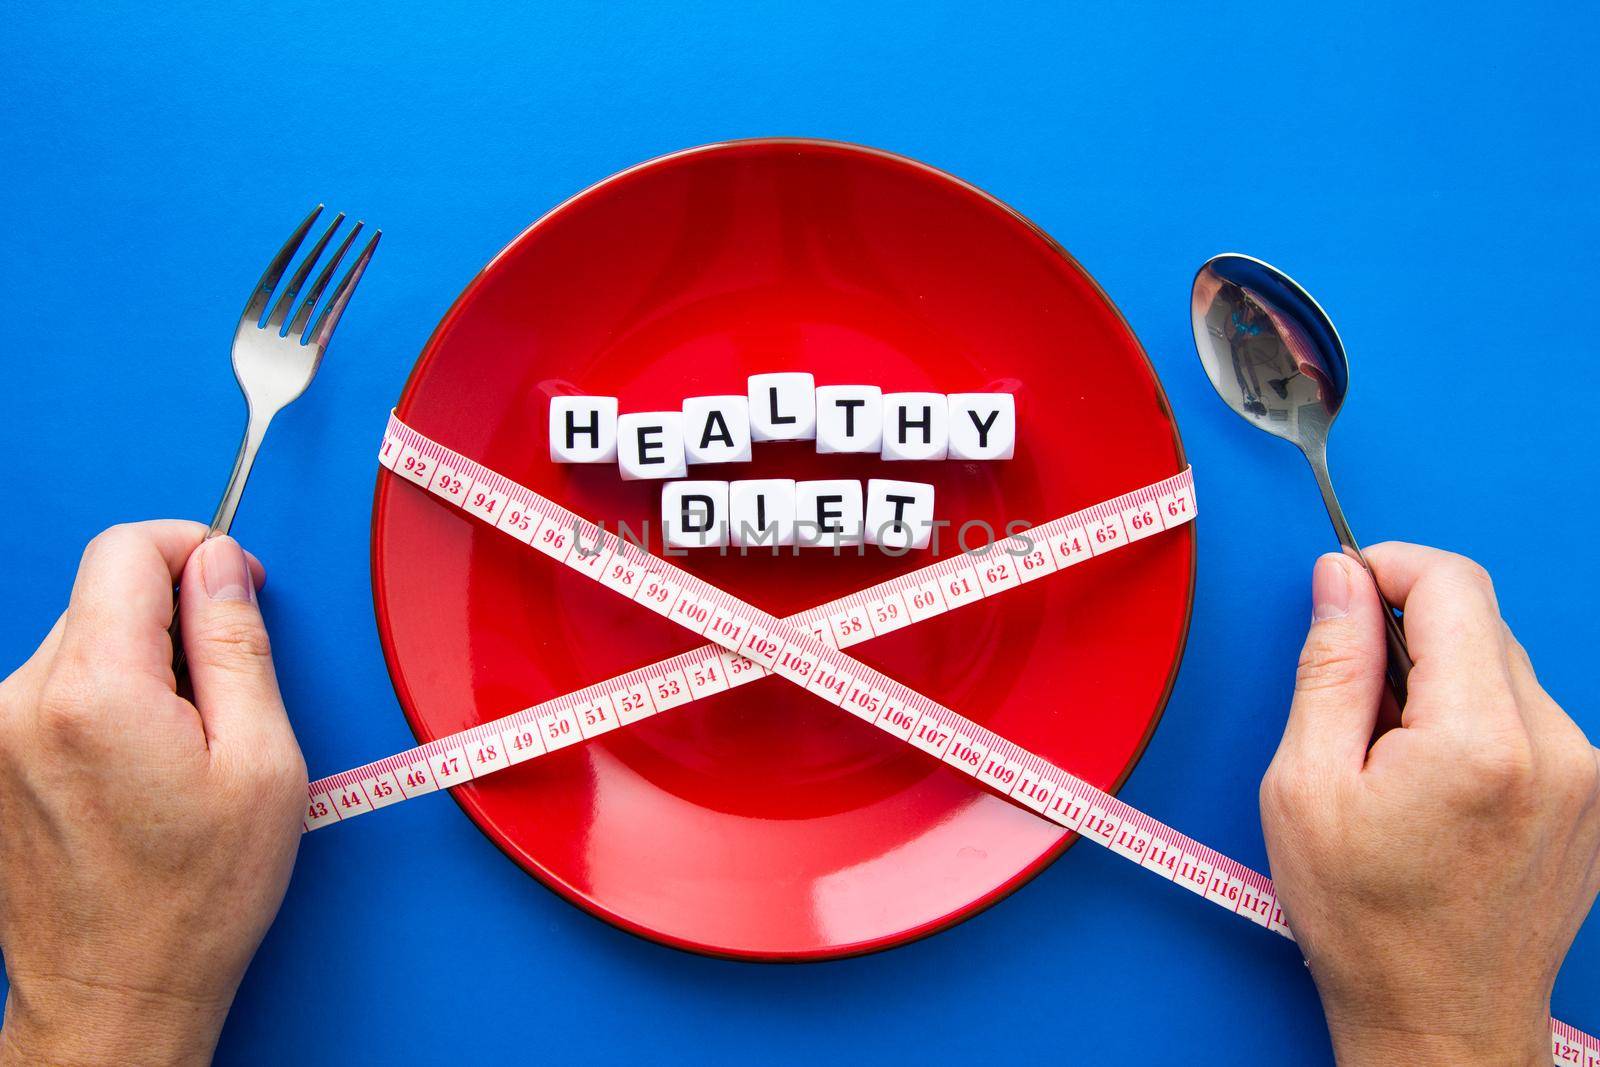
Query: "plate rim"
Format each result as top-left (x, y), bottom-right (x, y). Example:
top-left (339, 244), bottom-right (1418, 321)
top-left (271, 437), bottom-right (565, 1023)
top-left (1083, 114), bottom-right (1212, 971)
top-left (368, 135), bottom-right (1197, 961)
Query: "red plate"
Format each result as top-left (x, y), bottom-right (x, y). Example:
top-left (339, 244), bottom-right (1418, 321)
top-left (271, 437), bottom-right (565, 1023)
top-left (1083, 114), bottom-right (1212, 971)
top-left (373, 139), bottom-right (1194, 959)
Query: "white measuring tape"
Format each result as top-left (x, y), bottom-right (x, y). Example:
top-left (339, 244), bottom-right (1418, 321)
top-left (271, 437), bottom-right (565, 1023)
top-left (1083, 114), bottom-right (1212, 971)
top-left (305, 412), bottom-right (1595, 1063)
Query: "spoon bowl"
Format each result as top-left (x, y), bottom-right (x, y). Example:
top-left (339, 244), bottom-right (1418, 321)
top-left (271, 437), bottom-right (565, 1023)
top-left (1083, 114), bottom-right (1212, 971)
top-left (1191, 253), bottom-right (1350, 451)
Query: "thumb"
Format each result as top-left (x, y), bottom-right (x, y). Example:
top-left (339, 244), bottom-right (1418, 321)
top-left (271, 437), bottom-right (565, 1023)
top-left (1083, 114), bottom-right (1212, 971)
top-left (178, 536), bottom-right (294, 755)
top-left (1280, 552), bottom-right (1388, 771)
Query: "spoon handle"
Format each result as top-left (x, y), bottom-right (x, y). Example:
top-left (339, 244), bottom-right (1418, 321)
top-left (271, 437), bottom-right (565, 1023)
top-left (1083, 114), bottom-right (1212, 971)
top-left (1368, 567), bottom-right (1415, 704)
top-left (1307, 452), bottom-right (1414, 704)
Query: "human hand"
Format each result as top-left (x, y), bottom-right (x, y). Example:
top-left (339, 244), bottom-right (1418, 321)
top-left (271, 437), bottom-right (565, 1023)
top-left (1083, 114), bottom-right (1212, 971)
top-left (1261, 544), bottom-right (1599, 1066)
top-left (0, 522), bottom-right (306, 1066)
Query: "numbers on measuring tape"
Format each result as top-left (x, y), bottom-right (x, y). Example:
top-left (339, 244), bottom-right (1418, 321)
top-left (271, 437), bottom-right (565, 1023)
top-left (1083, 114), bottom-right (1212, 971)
top-left (430, 464), bottom-right (470, 506)
top-left (1088, 516), bottom-right (1129, 555)
top-left (305, 794), bottom-right (336, 828)
top-left (1016, 544), bottom-right (1055, 583)
top-left (1109, 819), bottom-right (1150, 863)
top-left (736, 627), bottom-right (780, 668)
top-left (576, 695), bottom-right (620, 738)
top-left (865, 594), bottom-right (910, 635)
top-left (502, 724), bottom-right (545, 763)
top-left (719, 648), bottom-right (764, 688)
top-left (1011, 771), bottom-right (1058, 813)
top-left (497, 503), bottom-right (538, 542)
top-left (738, 628), bottom-right (782, 669)
top-left (532, 521), bottom-right (571, 561)
top-left (1237, 882), bottom-right (1274, 927)
top-left (1047, 790), bottom-right (1087, 829)
top-left (567, 537), bottom-right (612, 578)
top-left (1142, 838), bottom-right (1180, 882)
top-left (978, 755), bottom-right (1020, 791)
top-left (876, 698), bottom-right (917, 740)
top-left (359, 773), bottom-right (403, 809)
top-left (1049, 525), bottom-right (1091, 568)
top-left (1080, 806), bottom-right (1119, 847)
top-left (636, 572), bottom-right (681, 617)
top-left (909, 715), bottom-right (953, 758)
top-left (804, 665), bottom-right (850, 705)
top-left (672, 593), bottom-right (713, 635)
top-left (379, 433), bottom-right (402, 469)
top-left (600, 555), bottom-right (643, 597)
top-left (538, 707), bottom-right (583, 749)
top-left (841, 683), bottom-right (883, 722)
top-left (1159, 486), bottom-right (1194, 524)
top-left (904, 579), bottom-right (946, 623)
top-left (941, 566), bottom-right (983, 610)
top-left (1120, 502), bottom-right (1160, 543)
top-left (396, 448), bottom-right (431, 486)
top-left (464, 489), bottom-right (502, 523)
top-left (976, 556), bottom-right (1020, 595)
top-left (825, 606), bottom-right (869, 648)
top-left (469, 738), bottom-right (509, 775)
top-left (773, 647), bottom-right (817, 685)
top-left (432, 747), bottom-right (473, 787)
top-left (943, 733), bottom-right (988, 774)
top-left (610, 682), bottom-right (654, 726)
top-left (1175, 854), bottom-right (1213, 896)
top-left (396, 760), bottom-right (438, 798)
top-left (706, 605), bottom-right (749, 647)
top-left (651, 671), bottom-right (693, 712)
top-left (334, 785), bottom-right (371, 815)
top-left (1205, 870), bottom-right (1247, 912)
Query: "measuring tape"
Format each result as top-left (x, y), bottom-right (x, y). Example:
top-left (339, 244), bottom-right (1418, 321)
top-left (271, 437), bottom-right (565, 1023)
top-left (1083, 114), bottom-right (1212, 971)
top-left (305, 412), bottom-right (1595, 1064)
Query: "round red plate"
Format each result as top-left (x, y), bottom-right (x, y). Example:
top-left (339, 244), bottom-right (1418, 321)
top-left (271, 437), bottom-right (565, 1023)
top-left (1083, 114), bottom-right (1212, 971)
top-left (373, 139), bottom-right (1194, 959)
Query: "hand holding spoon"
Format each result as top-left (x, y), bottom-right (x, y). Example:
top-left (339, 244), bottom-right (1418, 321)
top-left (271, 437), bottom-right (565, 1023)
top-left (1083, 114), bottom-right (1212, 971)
top-left (1190, 253), bottom-right (1414, 703)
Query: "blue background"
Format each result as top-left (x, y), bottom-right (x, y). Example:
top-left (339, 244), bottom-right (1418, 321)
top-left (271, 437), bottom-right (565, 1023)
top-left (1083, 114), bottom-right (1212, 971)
top-left (3, 2), bottom-right (1595, 1062)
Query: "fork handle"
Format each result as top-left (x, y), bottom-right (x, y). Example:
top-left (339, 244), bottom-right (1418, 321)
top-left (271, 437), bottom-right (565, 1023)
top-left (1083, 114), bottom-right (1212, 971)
top-left (172, 411), bottom-right (273, 673)
top-left (210, 411), bottom-right (273, 536)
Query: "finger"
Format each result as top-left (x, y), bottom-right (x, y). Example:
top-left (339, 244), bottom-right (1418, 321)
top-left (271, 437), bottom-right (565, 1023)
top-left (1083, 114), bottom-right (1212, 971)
top-left (58, 521), bottom-right (208, 678)
top-left (1362, 542), bottom-right (1518, 728)
top-left (1280, 552), bottom-right (1389, 771)
top-left (1500, 622), bottom-right (1595, 765)
top-left (177, 536), bottom-right (294, 755)
top-left (57, 522), bottom-right (267, 682)
top-left (1361, 542), bottom-right (1507, 663)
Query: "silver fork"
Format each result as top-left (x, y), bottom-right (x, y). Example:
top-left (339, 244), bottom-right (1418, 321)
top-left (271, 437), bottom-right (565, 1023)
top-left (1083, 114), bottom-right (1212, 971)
top-left (210, 204), bottom-right (380, 535)
top-left (172, 206), bottom-right (379, 669)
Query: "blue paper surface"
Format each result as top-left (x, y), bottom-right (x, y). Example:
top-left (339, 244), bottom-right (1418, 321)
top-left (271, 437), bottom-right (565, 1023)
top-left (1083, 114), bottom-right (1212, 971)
top-left (1, 3), bottom-right (1595, 1062)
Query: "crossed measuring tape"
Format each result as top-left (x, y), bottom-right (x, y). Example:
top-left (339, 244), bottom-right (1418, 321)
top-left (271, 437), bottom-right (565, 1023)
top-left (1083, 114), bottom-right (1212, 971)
top-left (302, 412), bottom-right (1594, 1065)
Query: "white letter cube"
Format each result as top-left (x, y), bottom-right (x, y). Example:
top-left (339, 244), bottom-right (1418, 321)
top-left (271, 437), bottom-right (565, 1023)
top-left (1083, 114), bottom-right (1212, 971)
top-left (947, 393), bottom-right (1016, 461)
top-left (548, 395), bottom-right (618, 463)
top-left (682, 395), bottom-right (752, 465)
top-left (865, 479), bottom-right (936, 550)
top-left (814, 385), bottom-right (883, 454)
top-left (729, 479), bottom-right (796, 548)
top-left (747, 372), bottom-right (816, 442)
top-left (795, 479), bottom-right (863, 547)
top-left (617, 412), bottom-right (687, 480)
top-left (882, 392), bottom-right (949, 461)
top-left (662, 480), bottom-right (730, 549)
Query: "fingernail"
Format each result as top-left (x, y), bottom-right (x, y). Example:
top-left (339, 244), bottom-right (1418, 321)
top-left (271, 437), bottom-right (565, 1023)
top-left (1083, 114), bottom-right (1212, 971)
top-left (202, 536), bottom-right (255, 602)
top-left (1311, 553), bottom-right (1350, 621)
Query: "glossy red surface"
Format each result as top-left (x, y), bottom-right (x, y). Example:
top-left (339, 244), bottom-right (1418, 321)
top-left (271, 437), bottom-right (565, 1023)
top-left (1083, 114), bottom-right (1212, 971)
top-left (372, 139), bottom-right (1194, 959)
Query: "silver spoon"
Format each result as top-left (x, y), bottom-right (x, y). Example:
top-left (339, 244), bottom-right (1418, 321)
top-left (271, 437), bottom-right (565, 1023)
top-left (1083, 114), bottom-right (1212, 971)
top-left (1190, 252), bottom-right (1413, 703)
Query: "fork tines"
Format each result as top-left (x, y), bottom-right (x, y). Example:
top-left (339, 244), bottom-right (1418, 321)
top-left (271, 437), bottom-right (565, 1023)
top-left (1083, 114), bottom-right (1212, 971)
top-left (246, 205), bottom-right (380, 349)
